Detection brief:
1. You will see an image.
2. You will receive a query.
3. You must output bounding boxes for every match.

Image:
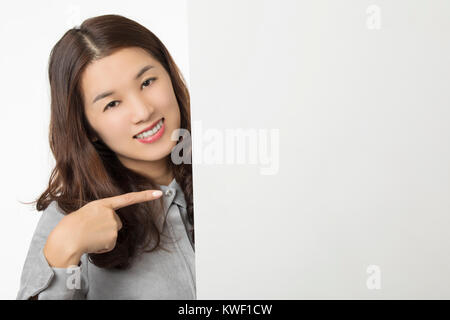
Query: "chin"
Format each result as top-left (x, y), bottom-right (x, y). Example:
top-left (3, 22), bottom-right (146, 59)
top-left (142, 143), bottom-right (176, 161)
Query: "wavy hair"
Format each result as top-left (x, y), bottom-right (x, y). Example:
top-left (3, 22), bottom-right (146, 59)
top-left (33, 14), bottom-right (194, 269)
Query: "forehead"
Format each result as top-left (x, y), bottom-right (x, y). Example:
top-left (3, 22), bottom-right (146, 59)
top-left (81, 47), bottom-right (160, 101)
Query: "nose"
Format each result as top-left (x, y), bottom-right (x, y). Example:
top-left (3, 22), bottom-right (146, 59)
top-left (129, 95), bottom-right (154, 124)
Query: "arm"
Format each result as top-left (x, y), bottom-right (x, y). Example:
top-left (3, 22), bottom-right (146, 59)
top-left (16, 201), bottom-right (89, 300)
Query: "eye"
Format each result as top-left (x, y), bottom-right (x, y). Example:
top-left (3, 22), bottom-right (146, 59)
top-left (103, 100), bottom-right (119, 112)
top-left (141, 77), bottom-right (156, 89)
top-left (102, 77), bottom-right (156, 112)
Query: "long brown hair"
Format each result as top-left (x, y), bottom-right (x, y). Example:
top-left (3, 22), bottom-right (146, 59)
top-left (34, 14), bottom-right (194, 269)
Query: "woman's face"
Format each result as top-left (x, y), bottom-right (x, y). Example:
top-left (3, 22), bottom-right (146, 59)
top-left (81, 46), bottom-right (181, 174)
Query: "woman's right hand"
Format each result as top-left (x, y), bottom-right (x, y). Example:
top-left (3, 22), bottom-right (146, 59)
top-left (43, 189), bottom-right (163, 268)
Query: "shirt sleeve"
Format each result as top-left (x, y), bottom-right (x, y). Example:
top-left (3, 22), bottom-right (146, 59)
top-left (16, 201), bottom-right (89, 300)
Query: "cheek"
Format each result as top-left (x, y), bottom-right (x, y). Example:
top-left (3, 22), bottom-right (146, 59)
top-left (95, 115), bottom-right (131, 142)
top-left (150, 80), bottom-right (179, 112)
top-left (164, 89), bottom-right (181, 126)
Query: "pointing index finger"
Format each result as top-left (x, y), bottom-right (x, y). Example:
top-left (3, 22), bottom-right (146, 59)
top-left (103, 190), bottom-right (163, 210)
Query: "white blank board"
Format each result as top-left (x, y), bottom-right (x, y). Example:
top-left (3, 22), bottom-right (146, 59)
top-left (188, 0), bottom-right (450, 299)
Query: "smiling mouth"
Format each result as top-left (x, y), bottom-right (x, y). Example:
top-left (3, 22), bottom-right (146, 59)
top-left (133, 118), bottom-right (164, 139)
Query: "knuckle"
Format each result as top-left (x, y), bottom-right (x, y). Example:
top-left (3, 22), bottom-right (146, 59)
top-left (110, 230), bottom-right (118, 241)
top-left (108, 239), bottom-right (117, 249)
top-left (91, 200), bottom-right (102, 209)
top-left (91, 202), bottom-right (102, 214)
top-left (122, 193), bottom-right (133, 204)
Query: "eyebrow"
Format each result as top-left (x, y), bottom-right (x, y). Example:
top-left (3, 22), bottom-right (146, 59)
top-left (91, 65), bottom-right (155, 104)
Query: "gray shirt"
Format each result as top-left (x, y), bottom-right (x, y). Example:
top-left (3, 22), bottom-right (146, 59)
top-left (16, 178), bottom-right (196, 300)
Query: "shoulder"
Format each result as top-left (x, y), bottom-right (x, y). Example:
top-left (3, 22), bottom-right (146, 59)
top-left (34, 201), bottom-right (68, 236)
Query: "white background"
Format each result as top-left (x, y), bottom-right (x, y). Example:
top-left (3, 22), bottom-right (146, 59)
top-left (0, 0), bottom-right (190, 299)
top-left (2, 0), bottom-right (450, 300)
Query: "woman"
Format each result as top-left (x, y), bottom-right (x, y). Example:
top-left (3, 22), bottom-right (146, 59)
top-left (16, 14), bottom-right (195, 300)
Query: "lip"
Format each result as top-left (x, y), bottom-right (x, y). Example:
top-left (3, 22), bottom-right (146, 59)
top-left (134, 119), bottom-right (165, 144)
top-left (133, 118), bottom-right (164, 137)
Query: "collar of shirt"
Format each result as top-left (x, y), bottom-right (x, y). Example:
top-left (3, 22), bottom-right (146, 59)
top-left (155, 177), bottom-right (187, 231)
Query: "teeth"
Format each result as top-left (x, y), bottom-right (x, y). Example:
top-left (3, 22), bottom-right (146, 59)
top-left (135, 119), bottom-right (163, 139)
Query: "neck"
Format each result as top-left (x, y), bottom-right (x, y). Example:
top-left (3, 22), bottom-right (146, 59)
top-left (118, 155), bottom-right (174, 186)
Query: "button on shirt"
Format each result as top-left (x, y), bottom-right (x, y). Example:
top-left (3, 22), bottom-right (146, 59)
top-left (16, 178), bottom-right (196, 300)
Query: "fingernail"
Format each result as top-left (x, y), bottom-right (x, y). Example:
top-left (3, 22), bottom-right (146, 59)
top-left (152, 190), bottom-right (163, 197)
